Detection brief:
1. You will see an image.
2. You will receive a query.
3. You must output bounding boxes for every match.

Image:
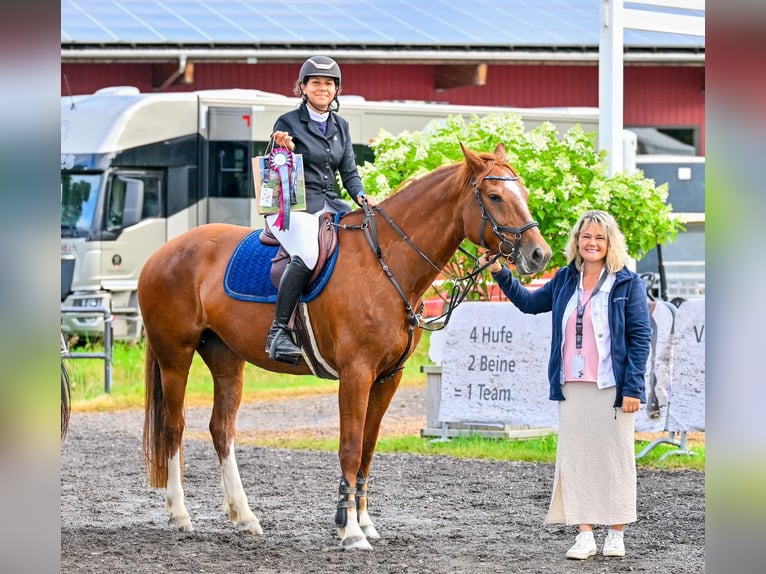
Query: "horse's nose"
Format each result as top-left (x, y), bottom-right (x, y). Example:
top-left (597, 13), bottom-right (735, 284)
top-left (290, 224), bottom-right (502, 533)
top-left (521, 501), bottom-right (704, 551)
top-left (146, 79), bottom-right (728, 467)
top-left (531, 247), bottom-right (547, 266)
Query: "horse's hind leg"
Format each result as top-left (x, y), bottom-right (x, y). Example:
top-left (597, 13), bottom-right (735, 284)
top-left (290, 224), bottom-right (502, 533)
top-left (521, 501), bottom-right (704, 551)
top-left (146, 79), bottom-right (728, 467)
top-left (357, 371), bottom-right (404, 540)
top-left (146, 339), bottom-right (196, 532)
top-left (161, 350), bottom-right (198, 532)
top-left (197, 333), bottom-right (262, 535)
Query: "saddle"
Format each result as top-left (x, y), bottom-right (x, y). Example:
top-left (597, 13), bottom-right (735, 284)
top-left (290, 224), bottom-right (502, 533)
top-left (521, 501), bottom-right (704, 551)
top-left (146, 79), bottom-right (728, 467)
top-left (259, 212), bottom-right (339, 289)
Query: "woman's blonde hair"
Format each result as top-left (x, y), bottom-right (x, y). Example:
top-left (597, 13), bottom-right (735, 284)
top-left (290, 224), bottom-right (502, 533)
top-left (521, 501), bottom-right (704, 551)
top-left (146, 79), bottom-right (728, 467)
top-left (564, 210), bottom-right (629, 273)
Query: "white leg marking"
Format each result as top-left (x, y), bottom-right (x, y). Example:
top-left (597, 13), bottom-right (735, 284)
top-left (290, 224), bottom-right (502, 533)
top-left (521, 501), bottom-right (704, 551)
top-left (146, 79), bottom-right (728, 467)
top-left (166, 452), bottom-right (192, 531)
top-left (358, 507), bottom-right (380, 540)
top-left (338, 507), bottom-right (372, 551)
top-left (220, 444), bottom-right (263, 535)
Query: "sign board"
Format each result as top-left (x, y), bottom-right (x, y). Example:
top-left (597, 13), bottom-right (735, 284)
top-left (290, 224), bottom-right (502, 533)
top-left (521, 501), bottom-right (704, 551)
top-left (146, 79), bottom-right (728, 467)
top-left (665, 298), bottom-right (705, 431)
top-left (437, 299), bottom-right (704, 433)
top-left (438, 302), bottom-right (557, 427)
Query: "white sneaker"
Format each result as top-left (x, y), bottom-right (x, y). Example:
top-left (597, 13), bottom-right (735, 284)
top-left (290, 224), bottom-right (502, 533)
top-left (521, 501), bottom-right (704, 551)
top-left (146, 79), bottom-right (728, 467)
top-left (603, 531), bottom-right (626, 557)
top-left (566, 532), bottom-right (597, 560)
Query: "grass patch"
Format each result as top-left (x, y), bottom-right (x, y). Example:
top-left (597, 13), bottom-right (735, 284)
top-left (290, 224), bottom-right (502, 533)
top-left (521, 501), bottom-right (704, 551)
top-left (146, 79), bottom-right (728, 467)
top-left (236, 432), bottom-right (704, 471)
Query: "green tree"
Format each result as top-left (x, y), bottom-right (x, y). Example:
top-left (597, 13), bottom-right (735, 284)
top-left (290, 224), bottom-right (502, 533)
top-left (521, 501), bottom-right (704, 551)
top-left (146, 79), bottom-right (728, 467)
top-left (347, 113), bottom-right (682, 302)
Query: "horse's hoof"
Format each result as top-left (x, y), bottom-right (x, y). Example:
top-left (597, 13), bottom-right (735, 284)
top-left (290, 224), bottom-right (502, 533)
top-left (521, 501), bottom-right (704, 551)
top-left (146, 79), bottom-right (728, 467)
top-left (341, 535), bottom-right (373, 551)
top-left (236, 519), bottom-right (263, 535)
top-left (169, 516), bottom-right (193, 532)
top-left (361, 524), bottom-right (380, 540)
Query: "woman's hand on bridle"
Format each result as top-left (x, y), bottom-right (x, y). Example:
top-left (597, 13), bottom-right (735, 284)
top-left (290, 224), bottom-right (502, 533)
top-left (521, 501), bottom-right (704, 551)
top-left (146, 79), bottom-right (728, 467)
top-left (478, 251), bottom-right (503, 273)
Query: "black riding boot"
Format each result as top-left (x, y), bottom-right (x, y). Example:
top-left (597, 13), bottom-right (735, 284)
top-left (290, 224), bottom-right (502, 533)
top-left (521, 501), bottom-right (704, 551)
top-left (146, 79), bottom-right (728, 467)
top-left (265, 256), bottom-right (312, 364)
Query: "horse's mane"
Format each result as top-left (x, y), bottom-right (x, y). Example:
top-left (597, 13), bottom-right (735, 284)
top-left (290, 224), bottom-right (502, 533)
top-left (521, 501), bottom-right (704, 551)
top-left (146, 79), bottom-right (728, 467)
top-left (386, 161), bottom-right (468, 200)
top-left (384, 151), bottom-right (514, 202)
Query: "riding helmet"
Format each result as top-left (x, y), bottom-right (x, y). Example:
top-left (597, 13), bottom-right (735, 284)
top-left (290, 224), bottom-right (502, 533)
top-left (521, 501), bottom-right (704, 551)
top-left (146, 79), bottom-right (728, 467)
top-left (298, 56), bottom-right (342, 87)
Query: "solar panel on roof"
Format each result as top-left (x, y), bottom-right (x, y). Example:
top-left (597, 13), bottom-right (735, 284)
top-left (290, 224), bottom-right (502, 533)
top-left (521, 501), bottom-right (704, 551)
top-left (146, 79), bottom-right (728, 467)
top-left (61, 0), bottom-right (705, 48)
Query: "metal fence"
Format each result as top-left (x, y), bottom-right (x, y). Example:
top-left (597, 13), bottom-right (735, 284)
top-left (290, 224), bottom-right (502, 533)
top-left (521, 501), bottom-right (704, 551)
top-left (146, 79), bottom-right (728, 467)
top-left (61, 307), bottom-right (114, 393)
top-left (663, 260), bottom-right (705, 301)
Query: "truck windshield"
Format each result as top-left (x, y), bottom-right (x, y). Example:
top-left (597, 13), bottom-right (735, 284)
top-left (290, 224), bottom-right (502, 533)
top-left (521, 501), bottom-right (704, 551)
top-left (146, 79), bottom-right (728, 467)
top-left (61, 172), bottom-right (101, 237)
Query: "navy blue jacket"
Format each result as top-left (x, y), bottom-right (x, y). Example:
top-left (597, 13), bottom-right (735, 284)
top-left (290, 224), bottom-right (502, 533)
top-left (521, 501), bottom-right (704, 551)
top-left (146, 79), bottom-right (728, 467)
top-left (492, 261), bottom-right (651, 407)
top-left (273, 103), bottom-right (365, 214)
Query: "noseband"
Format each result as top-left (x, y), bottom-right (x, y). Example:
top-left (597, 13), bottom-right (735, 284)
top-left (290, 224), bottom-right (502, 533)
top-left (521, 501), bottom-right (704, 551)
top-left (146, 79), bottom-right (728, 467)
top-left (472, 174), bottom-right (539, 262)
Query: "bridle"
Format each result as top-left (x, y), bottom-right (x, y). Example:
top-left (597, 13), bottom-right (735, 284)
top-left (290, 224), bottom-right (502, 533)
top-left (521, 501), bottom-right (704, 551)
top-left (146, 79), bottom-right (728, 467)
top-left (472, 171), bottom-right (540, 264)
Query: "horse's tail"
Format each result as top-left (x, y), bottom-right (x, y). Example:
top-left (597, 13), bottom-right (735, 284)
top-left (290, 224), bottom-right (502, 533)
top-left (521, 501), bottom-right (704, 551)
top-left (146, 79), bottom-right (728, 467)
top-left (143, 340), bottom-right (176, 488)
top-left (61, 333), bottom-right (71, 441)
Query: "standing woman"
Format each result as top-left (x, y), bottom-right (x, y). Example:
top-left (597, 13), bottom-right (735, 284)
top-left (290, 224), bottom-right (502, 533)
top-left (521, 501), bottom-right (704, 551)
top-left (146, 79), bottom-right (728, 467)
top-left (480, 210), bottom-right (651, 560)
top-left (265, 55), bottom-right (377, 364)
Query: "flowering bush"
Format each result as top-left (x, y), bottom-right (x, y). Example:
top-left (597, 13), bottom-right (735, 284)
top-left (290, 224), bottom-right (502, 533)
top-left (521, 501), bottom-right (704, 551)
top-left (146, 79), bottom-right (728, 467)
top-left (346, 113), bottom-right (682, 301)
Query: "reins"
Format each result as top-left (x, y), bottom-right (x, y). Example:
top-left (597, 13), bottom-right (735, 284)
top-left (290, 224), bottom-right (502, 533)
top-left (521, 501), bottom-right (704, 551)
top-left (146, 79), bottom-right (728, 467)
top-left (332, 164), bottom-right (539, 383)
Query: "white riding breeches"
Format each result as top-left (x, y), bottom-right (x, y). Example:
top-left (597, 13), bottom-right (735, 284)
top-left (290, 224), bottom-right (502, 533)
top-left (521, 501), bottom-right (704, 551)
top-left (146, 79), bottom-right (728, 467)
top-left (265, 203), bottom-right (338, 269)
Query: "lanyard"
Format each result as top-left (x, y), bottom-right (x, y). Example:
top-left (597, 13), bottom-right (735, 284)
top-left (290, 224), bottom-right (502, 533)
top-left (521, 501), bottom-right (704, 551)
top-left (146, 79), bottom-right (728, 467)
top-left (575, 268), bottom-right (608, 350)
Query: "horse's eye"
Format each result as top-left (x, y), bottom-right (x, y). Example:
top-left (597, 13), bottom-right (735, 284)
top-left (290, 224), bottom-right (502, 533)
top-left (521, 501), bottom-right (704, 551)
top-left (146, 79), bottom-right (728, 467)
top-left (488, 193), bottom-right (503, 203)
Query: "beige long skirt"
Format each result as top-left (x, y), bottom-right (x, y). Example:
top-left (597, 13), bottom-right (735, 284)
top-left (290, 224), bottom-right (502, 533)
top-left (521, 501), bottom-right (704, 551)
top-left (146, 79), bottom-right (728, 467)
top-left (544, 382), bottom-right (637, 526)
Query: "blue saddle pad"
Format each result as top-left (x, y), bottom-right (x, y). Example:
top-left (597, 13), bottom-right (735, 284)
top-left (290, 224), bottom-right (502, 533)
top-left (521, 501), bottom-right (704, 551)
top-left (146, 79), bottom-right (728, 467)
top-left (223, 225), bottom-right (339, 304)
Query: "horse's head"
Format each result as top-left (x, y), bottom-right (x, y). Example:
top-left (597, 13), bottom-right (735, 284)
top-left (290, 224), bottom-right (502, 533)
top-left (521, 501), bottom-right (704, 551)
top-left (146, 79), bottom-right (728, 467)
top-left (460, 143), bottom-right (552, 275)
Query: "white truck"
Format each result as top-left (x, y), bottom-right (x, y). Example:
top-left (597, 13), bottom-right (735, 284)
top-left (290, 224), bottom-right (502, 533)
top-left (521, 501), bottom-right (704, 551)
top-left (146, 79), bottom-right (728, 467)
top-left (60, 86), bottom-right (598, 341)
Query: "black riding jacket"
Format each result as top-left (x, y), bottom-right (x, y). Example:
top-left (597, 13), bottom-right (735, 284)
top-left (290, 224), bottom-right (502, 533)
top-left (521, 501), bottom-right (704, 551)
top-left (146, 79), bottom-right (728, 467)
top-left (273, 103), bottom-right (365, 214)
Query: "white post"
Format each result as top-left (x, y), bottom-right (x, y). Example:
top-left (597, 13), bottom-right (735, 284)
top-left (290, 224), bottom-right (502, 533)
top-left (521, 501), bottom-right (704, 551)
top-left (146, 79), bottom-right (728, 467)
top-left (599, 1), bottom-right (704, 177)
top-left (599, 0), bottom-right (624, 177)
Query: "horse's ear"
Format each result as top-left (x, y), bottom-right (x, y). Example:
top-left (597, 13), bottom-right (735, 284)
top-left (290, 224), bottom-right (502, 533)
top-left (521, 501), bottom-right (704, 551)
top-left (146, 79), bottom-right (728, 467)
top-left (460, 142), bottom-right (483, 171)
top-left (493, 143), bottom-right (507, 162)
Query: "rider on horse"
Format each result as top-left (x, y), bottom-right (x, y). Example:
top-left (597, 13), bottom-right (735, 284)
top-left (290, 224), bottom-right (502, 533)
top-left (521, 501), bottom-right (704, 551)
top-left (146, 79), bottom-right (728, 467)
top-left (265, 56), bottom-right (378, 364)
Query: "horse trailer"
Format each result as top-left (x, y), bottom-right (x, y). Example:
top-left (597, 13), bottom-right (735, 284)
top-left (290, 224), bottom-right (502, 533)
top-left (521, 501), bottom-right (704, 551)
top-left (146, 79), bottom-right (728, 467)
top-left (60, 86), bottom-right (598, 341)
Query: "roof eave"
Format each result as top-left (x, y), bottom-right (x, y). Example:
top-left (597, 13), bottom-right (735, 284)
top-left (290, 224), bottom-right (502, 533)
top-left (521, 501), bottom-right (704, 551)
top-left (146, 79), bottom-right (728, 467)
top-left (60, 46), bottom-right (705, 66)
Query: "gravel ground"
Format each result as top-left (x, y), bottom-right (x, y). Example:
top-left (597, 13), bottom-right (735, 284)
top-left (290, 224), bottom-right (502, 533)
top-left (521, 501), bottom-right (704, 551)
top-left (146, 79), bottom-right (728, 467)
top-left (61, 387), bottom-right (704, 573)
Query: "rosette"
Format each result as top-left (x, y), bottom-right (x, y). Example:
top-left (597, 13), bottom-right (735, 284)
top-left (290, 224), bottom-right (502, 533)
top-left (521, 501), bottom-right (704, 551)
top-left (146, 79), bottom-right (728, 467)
top-left (268, 147), bottom-right (294, 230)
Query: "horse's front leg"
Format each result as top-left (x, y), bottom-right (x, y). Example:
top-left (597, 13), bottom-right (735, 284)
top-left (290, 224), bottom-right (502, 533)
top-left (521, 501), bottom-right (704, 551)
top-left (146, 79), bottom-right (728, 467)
top-left (357, 371), bottom-right (403, 540)
top-left (354, 471), bottom-right (378, 540)
top-left (335, 373), bottom-right (376, 551)
top-left (335, 474), bottom-right (369, 550)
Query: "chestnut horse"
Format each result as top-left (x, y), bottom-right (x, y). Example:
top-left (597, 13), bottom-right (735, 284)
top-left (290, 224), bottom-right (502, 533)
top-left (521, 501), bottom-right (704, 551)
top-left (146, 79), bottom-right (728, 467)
top-left (138, 143), bottom-right (551, 550)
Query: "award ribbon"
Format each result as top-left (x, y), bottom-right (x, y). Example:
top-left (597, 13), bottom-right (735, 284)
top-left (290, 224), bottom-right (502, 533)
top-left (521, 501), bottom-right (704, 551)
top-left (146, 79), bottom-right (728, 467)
top-left (268, 147), bottom-right (294, 230)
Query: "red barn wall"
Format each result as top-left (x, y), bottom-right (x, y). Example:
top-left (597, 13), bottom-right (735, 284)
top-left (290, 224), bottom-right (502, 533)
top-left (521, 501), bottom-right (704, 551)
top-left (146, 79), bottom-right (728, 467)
top-left (61, 62), bottom-right (705, 154)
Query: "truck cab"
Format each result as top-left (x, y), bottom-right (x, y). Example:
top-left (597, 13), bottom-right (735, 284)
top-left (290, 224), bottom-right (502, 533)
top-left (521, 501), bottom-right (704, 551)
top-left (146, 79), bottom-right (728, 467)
top-left (61, 166), bottom-right (165, 341)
